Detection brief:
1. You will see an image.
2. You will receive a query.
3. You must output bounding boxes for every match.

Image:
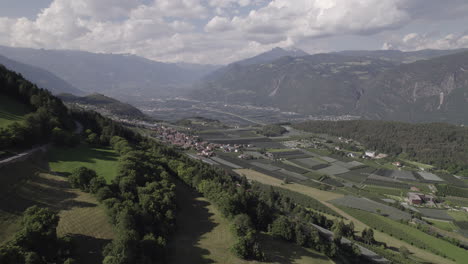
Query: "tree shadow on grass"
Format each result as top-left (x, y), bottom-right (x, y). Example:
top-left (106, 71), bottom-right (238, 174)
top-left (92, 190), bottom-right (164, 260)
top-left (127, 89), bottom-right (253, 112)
top-left (0, 173), bottom-right (96, 215)
top-left (167, 182), bottom-right (218, 264)
top-left (259, 233), bottom-right (331, 264)
top-left (48, 144), bottom-right (119, 165)
top-left (68, 234), bottom-right (111, 264)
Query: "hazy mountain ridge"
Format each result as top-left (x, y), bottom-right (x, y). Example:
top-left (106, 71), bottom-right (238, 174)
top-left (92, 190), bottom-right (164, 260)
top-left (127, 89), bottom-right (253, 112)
top-left (192, 52), bottom-right (395, 114)
top-left (0, 45), bottom-right (218, 100)
top-left (192, 48), bottom-right (468, 124)
top-left (0, 54), bottom-right (84, 95)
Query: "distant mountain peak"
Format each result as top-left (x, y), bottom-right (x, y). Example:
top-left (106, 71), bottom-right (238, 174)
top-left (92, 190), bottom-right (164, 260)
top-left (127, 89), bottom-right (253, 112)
top-left (233, 46), bottom-right (309, 66)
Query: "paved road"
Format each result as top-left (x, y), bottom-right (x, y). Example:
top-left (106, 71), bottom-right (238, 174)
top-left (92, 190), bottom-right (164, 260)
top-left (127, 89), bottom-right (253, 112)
top-left (0, 121), bottom-right (83, 167)
top-left (312, 224), bottom-right (389, 263)
top-left (0, 145), bottom-right (48, 168)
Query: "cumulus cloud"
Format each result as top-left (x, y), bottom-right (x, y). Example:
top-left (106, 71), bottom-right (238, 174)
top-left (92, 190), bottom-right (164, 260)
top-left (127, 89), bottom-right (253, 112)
top-left (0, 0), bottom-right (468, 64)
top-left (383, 33), bottom-right (468, 51)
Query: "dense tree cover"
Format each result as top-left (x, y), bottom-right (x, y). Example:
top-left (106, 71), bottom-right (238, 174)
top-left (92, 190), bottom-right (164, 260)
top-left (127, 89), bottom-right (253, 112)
top-left (258, 124), bottom-right (287, 137)
top-left (92, 137), bottom-right (176, 264)
top-left (293, 120), bottom-right (468, 175)
top-left (0, 206), bottom-right (74, 264)
top-left (0, 65), bottom-right (75, 149)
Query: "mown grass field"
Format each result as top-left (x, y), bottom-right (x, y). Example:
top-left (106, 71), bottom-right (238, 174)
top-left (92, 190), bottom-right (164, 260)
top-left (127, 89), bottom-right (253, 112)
top-left (0, 159), bottom-right (114, 263)
top-left (448, 211), bottom-right (468, 222)
top-left (0, 94), bottom-right (31, 128)
top-left (341, 207), bottom-right (466, 263)
top-left (48, 144), bottom-right (119, 182)
top-left (427, 219), bottom-right (458, 232)
top-left (168, 182), bottom-right (333, 264)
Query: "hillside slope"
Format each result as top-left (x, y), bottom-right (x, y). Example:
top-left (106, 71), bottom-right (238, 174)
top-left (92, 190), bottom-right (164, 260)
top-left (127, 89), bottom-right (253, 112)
top-left (193, 49), bottom-right (468, 124)
top-left (0, 45), bottom-right (218, 99)
top-left (59, 93), bottom-right (145, 118)
top-left (192, 54), bottom-right (393, 114)
top-left (357, 51), bottom-right (468, 123)
top-left (0, 55), bottom-right (84, 95)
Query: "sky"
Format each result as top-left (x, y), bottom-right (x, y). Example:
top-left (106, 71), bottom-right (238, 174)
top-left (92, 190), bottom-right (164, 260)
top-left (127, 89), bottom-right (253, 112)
top-left (0, 0), bottom-right (468, 64)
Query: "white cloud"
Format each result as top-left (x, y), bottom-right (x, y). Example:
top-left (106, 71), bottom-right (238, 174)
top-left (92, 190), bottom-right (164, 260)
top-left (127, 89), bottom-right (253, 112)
top-left (205, 16), bottom-right (233, 32)
top-left (383, 33), bottom-right (468, 51)
top-left (0, 0), bottom-right (468, 64)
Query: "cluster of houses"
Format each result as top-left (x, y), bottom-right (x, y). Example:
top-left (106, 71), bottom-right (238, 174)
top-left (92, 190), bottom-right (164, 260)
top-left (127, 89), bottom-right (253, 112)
top-left (151, 125), bottom-right (245, 157)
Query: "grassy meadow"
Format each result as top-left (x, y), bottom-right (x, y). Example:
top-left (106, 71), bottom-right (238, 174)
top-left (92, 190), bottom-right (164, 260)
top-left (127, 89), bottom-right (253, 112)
top-left (48, 144), bottom-right (119, 182)
top-left (0, 159), bottom-right (114, 263)
top-left (168, 182), bottom-right (333, 264)
top-left (0, 94), bottom-right (31, 128)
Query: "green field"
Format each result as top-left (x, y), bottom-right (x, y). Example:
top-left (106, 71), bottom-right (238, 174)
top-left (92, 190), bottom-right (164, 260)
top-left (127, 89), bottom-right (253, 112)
top-left (364, 185), bottom-right (405, 197)
top-left (341, 207), bottom-right (467, 263)
top-left (0, 94), bottom-right (31, 128)
top-left (427, 219), bottom-right (458, 232)
top-left (169, 182), bottom-right (333, 264)
top-left (48, 144), bottom-right (119, 182)
top-left (448, 211), bottom-right (468, 222)
top-left (0, 160), bottom-right (114, 263)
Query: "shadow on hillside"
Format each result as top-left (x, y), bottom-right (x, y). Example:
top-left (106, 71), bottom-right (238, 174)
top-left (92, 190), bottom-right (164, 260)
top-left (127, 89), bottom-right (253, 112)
top-left (0, 173), bottom-right (96, 215)
top-left (167, 183), bottom-right (217, 264)
top-left (68, 234), bottom-right (111, 264)
top-left (259, 233), bottom-right (330, 264)
top-left (47, 144), bottom-right (119, 165)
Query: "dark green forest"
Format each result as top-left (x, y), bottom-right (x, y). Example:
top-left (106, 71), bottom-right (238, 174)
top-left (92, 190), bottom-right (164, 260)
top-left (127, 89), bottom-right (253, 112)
top-left (293, 120), bottom-right (468, 176)
top-left (0, 65), bottom-right (75, 149)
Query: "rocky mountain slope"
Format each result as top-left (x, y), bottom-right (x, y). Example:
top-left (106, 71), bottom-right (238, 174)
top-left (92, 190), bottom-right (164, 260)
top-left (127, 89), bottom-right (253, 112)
top-left (192, 49), bottom-right (468, 124)
top-left (357, 51), bottom-right (468, 123)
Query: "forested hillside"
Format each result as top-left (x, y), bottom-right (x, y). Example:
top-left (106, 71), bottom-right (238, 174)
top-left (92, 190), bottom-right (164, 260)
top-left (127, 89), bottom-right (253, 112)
top-left (293, 120), bottom-right (468, 176)
top-left (59, 93), bottom-right (145, 118)
top-left (0, 65), bottom-right (76, 150)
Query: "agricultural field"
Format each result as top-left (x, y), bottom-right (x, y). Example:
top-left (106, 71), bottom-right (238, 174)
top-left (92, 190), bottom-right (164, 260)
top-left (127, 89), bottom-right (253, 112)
top-left (0, 94), bottom-right (31, 128)
top-left (363, 186), bottom-right (406, 197)
top-left (0, 161), bottom-right (113, 263)
top-left (330, 196), bottom-right (411, 220)
top-left (48, 144), bottom-right (119, 182)
top-left (418, 208), bottom-right (454, 221)
top-left (289, 157), bottom-right (325, 169)
top-left (317, 164), bottom-right (349, 176)
top-left (341, 207), bottom-right (467, 264)
top-left (168, 182), bottom-right (333, 264)
top-left (427, 219), bottom-right (458, 232)
top-left (335, 166), bottom-right (375, 183)
top-left (418, 171), bottom-right (444, 182)
top-left (234, 169), bottom-right (343, 202)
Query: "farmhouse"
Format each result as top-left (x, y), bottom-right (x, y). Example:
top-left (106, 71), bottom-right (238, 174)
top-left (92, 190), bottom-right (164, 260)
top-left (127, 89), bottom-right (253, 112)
top-left (365, 151), bottom-right (376, 158)
top-left (408, 192), bottom-right (436, 206)
top-left (408, 192), bottom-right (422, 205)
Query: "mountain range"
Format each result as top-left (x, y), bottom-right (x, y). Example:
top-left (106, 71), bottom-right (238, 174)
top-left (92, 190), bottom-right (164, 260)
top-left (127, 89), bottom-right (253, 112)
top-left (2, 45), bottom-right (468, 124)
top-left (0, 45), bottom-right (218, 100)
top-left (192, 48), bottom-right (468, 124)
